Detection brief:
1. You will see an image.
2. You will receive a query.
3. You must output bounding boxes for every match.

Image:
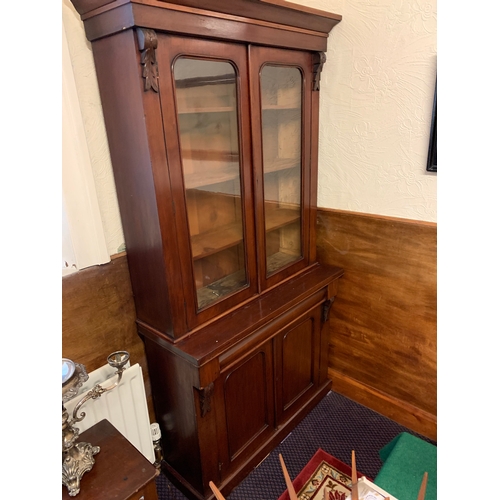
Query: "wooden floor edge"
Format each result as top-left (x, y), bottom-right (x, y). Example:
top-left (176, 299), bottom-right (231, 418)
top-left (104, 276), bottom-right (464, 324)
top-left (328, 369), bottom-right (437, 442)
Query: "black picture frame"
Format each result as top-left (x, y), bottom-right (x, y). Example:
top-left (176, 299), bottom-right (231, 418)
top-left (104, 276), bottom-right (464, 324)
top-left (426, 81), bottom-right (437, 172)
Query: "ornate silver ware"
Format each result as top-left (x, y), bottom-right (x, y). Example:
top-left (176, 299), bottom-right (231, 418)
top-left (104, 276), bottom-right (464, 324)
top-left (62, 351), bottom-right (130, 496)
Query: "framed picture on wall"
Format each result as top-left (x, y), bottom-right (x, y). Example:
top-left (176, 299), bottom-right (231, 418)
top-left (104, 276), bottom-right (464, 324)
top-left (426, 81), bottom-right (437, 172)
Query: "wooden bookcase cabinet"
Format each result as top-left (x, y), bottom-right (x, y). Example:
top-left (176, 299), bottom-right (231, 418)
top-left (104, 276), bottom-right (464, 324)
top-left (68, 1), bottom-right (342, 498)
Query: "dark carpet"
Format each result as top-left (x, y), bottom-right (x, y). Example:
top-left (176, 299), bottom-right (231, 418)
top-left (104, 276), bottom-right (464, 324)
top-left (156, 391), bottom-right (436, 500)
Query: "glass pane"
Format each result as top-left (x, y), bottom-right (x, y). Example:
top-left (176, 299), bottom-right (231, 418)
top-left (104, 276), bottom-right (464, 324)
top-left (261, 65), bottom-right (303, 276)
top-left (174, 57), bottom-right (247, 310)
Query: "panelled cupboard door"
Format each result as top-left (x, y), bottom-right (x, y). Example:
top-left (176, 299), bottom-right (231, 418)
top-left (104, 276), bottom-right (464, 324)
top-left (249, 46), bottom-right (315, 290)
top-left (156, 35), bottom-right (258, 330)
top-left (274, 304), bottom-right (323, 424)
top-left (216, 341), bottom-right (275, 478)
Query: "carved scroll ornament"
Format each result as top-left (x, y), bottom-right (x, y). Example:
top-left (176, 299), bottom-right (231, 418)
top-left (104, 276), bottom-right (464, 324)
top-left (321, 296), bottom-right (335, 323)
top-left (198, 382), bottom-right (215, 417)
top-left (137, 28), bottom-right (159, 92)
top-left (312, 52), bottom-right (326, 91)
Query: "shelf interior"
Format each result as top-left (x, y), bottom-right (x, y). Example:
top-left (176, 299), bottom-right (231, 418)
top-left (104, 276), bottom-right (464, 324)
top-left (196, 269), bottom-right (248, 310)
top-left (190, 205), bottom-right (299, 261)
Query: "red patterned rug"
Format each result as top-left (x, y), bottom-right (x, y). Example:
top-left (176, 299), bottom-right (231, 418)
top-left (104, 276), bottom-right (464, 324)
top-left (278, 449), bottom-right (368, 500)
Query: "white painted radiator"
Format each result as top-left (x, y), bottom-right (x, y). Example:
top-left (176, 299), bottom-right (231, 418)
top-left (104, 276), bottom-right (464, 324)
top-left (63, 361), bottom-right (155, 464)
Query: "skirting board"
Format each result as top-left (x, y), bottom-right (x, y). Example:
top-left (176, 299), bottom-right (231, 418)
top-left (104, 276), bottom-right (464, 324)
top-left (328, 368), bottom-right (437, 441)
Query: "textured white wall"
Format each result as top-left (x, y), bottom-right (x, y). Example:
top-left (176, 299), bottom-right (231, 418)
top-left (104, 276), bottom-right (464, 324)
top-left (307, 0), bottom-right (437, 221)
top-left (62, 0), bottom-right (437, 259)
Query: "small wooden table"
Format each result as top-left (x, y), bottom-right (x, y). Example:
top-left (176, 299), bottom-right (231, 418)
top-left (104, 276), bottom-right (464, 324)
top-left (62, 419), bottom-right (159, 500)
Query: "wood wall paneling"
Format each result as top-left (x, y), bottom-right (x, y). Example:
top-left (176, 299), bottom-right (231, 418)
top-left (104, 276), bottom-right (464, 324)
top-left (62, 253), bottom-right (155, 424)
top-left (62, 209), bottom-right (437, 441)
top-left (316, 208), bottom-right (437, 440)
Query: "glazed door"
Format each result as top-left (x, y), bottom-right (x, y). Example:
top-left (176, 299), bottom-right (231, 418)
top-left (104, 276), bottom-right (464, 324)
top-left (249, 46), bottom-right (315, 290)
top-left (157, 35), bottom-right (258, 330)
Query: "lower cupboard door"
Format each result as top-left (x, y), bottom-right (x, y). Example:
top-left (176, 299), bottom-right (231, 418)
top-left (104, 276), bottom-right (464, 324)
top-left (275, 304), bottom-right (322, 424)
top-left (217, 341), bottom-right (275, 475)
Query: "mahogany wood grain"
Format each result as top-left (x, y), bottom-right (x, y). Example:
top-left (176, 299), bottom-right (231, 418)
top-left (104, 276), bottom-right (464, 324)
top-left (309, 53), bottom-right (320, 265)
top-left (142, 336), bottom-right (209, 494)
top-left (221, 344), bottom-right (275, 471)
top-left (91, 29), bottom-right (181, 337)
top-left (81, 2), bottom-right (330, 51)
top-left (70, 0), bottom-right (115, 16)
top-left (138, 264), bottom-right (342, 365)
top-left (316, 208), bottom-right (437, 439)
top-left (67, 3), bottom-right (344, 498)
top-left (164, 0), bottom-right (341, 32)
top-left (214, 384), bottom-right (332, 499)
top-left (248, 45), bottom-right (314, 290)
top-left (62, 254), bottom-right (155, 424)
top-left (154, 34), bottom-right (258, 332)
top-left (73, 0), bottom-right (340, 347)
top-left (275, 305), bottom-right (324, 424)
top-left (140, 269), bottom-right (338, 499)
top-left (281, 318), bottom-right (314, 406)
top-left (71, 0), bottom-right (341, 34)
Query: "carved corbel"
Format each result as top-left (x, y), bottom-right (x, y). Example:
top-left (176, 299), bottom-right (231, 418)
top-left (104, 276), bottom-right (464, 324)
top-left (312, 52), bottom-right (326, 91)
top-left (321, 296), bottom-right (335, 324)
top-left (136, 28), bottom-right (159, 92)
top-left (197, 382), bottom-right (215, 417)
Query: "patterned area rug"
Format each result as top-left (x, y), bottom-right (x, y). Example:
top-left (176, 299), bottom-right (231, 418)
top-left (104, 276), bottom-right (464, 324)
top-left (278, 448), bottom-right (368, 500)
top-left (155, 392), bottom-right (435, 500)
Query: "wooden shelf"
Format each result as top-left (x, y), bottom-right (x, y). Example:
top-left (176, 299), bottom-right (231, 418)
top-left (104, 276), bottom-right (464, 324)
top-left (177, 106), bottom-right (235, 114)
top-left (184, 160), bottom-right (240, 189)
top-left (267, 251), bottom-right (301, 273)
top-left (177, 104), bottom-right (299, 114)
top-left (197, 269), bottom-right (247, 310)
top-left (265, 206), bottom-right (300, 232)
top-left (191, 222), bottom-right (244, 260)
top-left (178, 105), bottom-right (298, 114)
top-left (263, 157), bottom-right (300, 174)
top-left (262, 104), bottom-right (300, 111)
top-left (190, 206), bottom-right (299, 261)
top-left (183, 158), bottom-right (298, 189)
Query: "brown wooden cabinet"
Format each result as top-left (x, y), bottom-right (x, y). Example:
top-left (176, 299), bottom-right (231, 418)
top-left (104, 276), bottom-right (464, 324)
top-left (68, 1), bottom-right (342, 498)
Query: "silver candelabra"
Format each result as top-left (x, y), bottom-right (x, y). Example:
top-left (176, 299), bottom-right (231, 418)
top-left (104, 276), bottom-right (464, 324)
top-left (62, 351), bottom-right (130, 496)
